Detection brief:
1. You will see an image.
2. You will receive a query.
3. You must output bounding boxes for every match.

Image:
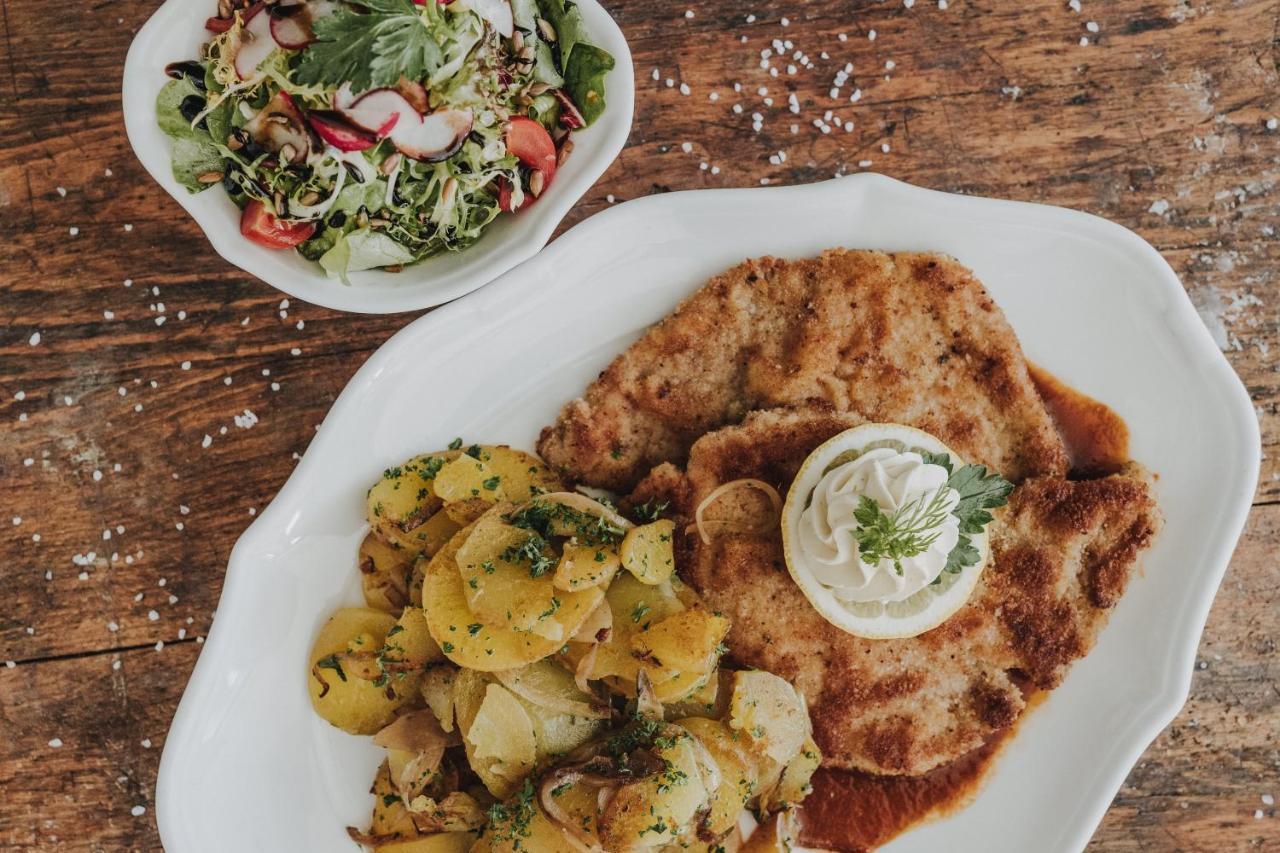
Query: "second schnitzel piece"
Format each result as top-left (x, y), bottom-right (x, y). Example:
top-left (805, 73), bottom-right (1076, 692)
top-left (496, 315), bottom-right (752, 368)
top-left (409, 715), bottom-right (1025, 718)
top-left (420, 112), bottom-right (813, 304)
top-left (539, 250), bottom-right (1068, 493)
top-left (629, 408), bottom-right (1160, 776)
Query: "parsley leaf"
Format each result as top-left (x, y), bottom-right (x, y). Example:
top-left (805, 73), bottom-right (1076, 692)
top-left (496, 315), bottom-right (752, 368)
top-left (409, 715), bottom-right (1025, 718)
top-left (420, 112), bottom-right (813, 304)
top-left (295, 0), bottom-right (444, 94)
top-left (947, 462), bottom-right (1015, 534)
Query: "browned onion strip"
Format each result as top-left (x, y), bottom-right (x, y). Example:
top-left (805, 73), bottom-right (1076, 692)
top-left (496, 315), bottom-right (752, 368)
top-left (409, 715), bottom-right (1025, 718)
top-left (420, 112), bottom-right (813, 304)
top-left (570, 599), bottom-right (613, 643)
top-left (539, 769), bottom-right (608, 853)
top-left (538, 491), bottom-right (635, 532)
top-left (574, 643), bottom-right (601, 695)
top-left (690, 478), bottom-right (783, 545)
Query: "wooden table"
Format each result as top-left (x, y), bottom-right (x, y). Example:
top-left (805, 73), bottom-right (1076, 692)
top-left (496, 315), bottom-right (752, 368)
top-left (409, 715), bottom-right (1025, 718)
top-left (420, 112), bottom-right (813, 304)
top-left (1, 0), bottom-right (1276, 849)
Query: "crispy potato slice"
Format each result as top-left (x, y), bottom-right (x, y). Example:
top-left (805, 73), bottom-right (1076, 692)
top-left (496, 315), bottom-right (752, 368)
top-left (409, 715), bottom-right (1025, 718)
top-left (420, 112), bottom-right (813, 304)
top-left (359, 532), bottom-right (413, 613)
top-left (383, 607), bottom-right (443, 671)
top-left (464, 684), bottom-right (537, 798)
top-left (386, 510), bottom-right (463, 560)
top-left (369, 760), bottom-right (417, 839)
top-left (631, 609), bottom-right (730, 675)
top-left (678, 716), bottom-right (760, 837)
top-left (422, 523), bottom-right (563, 672)
top-left (553, 541), bottom-right (621, 592)
top-left (471, 801), bottom-right (568, 852)
top-left (481, 446), bottom-right (565, 501)
top-left (433, 456), bottom-right (501, 504)
top-left (308, 608), bottom-right (418, 735)
top-left (760, 736), bottom-right (822, 813)
top-left (367, 453), bottom-right (454, 540)
top-left (728, 671), bottom-right (811, 764)
top-left (598, 728), bottom-right (711, 850)
top-left (664, 667), bottom-right (732, 720)
top-left (740, 810), bottom-right (801, 852)
top-left (619, 519), bottom-right (676, 585)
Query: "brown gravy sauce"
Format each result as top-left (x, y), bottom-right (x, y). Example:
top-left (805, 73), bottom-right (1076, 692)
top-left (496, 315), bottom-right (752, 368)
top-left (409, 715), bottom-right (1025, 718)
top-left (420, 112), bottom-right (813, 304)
top-left (795, 369), bottom-right (1128, 851)
top-left (1028, 364), bottom-right (1129, 477)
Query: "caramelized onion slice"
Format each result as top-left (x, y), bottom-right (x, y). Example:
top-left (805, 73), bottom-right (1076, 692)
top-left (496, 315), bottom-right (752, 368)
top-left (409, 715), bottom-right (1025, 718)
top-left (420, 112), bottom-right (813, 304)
top-left (493, 666), bottom-right (612, 721)
top-left (690, 478), bottom-right (783, 545)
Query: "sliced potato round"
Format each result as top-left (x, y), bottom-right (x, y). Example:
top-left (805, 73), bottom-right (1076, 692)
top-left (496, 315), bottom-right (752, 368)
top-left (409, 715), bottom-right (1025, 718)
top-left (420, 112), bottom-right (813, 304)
top-left (420, 663), bottom-right (459, 732)
top-left (598, 728), bottom-right (711, 850)
top-left (553, 541), bottom-right (621, 593)
top-left (422, 525), bottom-right (562, 672)
top-left (385, 509), bottom-right (464, 560)
top-left (619, 519), bottom-right (677, 585)
top-left (480, 446), bottom-right (565, 501)
top-left (464, 683), bottom-right (537, 798)
top-left (383, 606), bottom-right (443, 671)
top-left (308, 607), bottom-right (417, 735)
top-left (677, 716), bottom-right (760, 837)
top-left (369, 760), bottom-right (418, 838)
top-left (373, 833), bottom-right (477, 853)
top-left (367, 453), bottom-right (455, 541)
top-left (728, 670), bottom-right (811, 765)
top-left (760, 735), bottom-right (822, 813)
top-left (432, 455), bottom-right (501, 505)
top-left (630, 608), bottom-right (730, 676)
top-left (471, 800), bottom-right (568, 853)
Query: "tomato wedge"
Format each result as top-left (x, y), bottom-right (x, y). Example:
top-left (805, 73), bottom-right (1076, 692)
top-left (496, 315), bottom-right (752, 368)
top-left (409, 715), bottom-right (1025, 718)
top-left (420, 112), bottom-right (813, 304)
top-left (505, 116), bottom-right (557, 182)
top-left (239, 199), bottom-right (316, 249)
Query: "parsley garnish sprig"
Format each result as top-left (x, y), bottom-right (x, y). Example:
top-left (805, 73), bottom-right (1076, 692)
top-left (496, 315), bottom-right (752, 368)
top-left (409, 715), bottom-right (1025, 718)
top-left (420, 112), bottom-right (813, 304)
top-left (852, 452), bottom-right (1014, 579)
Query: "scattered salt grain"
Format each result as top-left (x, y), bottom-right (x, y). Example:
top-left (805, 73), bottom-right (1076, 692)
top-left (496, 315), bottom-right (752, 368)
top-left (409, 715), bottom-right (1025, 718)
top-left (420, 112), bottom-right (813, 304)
top-left (49, 739), bottom-right (63, 748)
top-left (92, 470), bottom-right (103, 482)
top-left (1086, 20), bottom-right (1099, 32)
top-left (29, 332), bottom-right (40, 346)
top-left (681, 142), bottom-right (694, 153)
top-left (868, 29), bottom-right (876, 40)
top-left (131, 806), bottom-right (146, 817)
top-left (56, 186), bottom-right (67, 197)
top-left (1263, 794), bottom-right (1275, 806)
top-left (1148, 199), bottom-right (1171, 215)
top-left (201, 435), bottom-right (212, 449)
top-left (1267, 118), bottom-right (1278, 131)
top-left (679, 83), bottom-right (691, 96)
top-left (69, 227), bottom-right (79, 236)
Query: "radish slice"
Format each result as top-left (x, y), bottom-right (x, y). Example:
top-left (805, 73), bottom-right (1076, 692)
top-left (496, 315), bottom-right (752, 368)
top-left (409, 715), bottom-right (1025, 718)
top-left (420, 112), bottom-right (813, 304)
top-left (268, 0), bottom-right (337, 49)
top-left (233, 4), bottom-right (277, 79)
top-left (307, 110), bottom-right (376, 152)
top-left (335, 86), bottom-right (414, 136)
top-left (390, 108), bottom-right (473, 162)
top-left (458, 0), bottom-right (512, 37)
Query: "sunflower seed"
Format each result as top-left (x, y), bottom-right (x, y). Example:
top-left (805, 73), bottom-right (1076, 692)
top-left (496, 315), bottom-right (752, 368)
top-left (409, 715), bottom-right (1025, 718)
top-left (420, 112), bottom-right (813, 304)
top-left (197, 171), bottom-right (226, 184)
top-left (528, 169), bottom-right (545, 198)
top-left (536, 17), bottom-right (557, 42)
top-left (511, 30), bottom-right (524, 52)
top-left (557, 139), bottom-right (573, 166)
top-left (379, 153), bottom-right (402, 176)
top-left (369, 217), bottom-right (390, 228)
top-left (300, 190), bottom-right (321, 205)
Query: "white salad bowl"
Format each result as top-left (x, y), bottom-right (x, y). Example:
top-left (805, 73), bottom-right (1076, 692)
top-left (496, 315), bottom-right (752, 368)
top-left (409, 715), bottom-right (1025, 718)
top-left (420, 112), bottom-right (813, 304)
top-left (122, 0), bottom-right (634, 314)
top-left (156, 175), bottom-right (1259, 852)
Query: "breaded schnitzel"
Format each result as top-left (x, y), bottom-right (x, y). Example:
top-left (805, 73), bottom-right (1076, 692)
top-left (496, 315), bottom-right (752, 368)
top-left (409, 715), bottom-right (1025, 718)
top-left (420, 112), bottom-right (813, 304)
top-left (628, 408), bottom-right (1160, 776)
top-left (539, 250), bottom-right (1069, 493)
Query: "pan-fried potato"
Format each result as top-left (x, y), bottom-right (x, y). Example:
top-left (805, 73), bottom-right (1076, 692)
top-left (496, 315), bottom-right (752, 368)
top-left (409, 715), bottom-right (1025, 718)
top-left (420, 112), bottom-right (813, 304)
top-left (373, 833), bottom-right (477, 853)
top-left (552, 541), bottom-right (620, 592)
top-left (728, 670), bottom-right (811, 764)
top-left (740, 810), bottom-right (801, 852)
top-left (619, 519), bottom-right (676, 585)
top-left (677, 716), bottom-right (760, 837)
top-left (367, 454), bottom-right (455, 541)
top-left (382, 607), bottom-right (443, 671)
top-left (432, 455), bottom-right (501, 504)
top-left (598, 728), bottom-right (711, 850)
top-left (463, 684), bottom-right (537, 798)
top-left (495, 660), bottom-right (610, 756)
top-left (422, 525), bottom-right (563, 671)
top-left (456, 511), bottom-right (605, 641)
top-left (470, 798), bottom-right (567, 853)
top-left (359, 533), bottom-right (413, 613)
top-left (386, 510), bottom-right (463, 561)
top-left (664, 667), bottom-right (732, 719)
top-left (760, 736), bottom-right (822, 813)
top-left (631, 608), bottom-right (729, 675)
top-left (308, 607), bottom-right (419, 735)
top-left (480, 446), bottom-right (565, 501)
top-left (370, 760), bottom-right (417, 838)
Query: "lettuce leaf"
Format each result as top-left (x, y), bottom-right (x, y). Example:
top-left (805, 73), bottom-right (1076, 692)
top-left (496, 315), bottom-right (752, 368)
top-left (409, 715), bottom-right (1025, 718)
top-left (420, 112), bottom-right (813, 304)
top-left (156, 77), bottom-right (227, 192)
top-left (319, 227), bottom-right (415, 280)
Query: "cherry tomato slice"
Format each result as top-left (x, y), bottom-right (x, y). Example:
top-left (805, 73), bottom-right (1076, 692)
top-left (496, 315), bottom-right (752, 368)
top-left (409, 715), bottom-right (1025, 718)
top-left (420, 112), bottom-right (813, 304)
top-left (239, 199), bottom-right (317, 249)
top-left (505, 116), bottom-right (557, 182)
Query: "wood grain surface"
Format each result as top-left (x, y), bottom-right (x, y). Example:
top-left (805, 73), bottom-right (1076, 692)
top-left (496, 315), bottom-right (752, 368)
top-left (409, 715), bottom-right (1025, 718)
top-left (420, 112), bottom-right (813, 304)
top-left (1, 0), bottom-right (1277, 849)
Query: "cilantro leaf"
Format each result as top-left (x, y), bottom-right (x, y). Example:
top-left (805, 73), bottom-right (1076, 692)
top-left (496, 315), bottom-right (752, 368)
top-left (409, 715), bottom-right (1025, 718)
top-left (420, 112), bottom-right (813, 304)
top-left (295, 0), bottom-right (444, 93)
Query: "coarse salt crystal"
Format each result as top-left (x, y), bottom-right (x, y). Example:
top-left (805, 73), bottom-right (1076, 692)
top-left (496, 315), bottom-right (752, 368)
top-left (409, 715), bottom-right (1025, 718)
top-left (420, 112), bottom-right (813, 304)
top-left (29, 332), bottom-right (40, 346)
top-left (681, 142), bottom-right (694, 153)
top-left (1086, 20), bottom-right (1099, 32)
top-left (49, 738), bottom-right (63, 748)
top-left (132, 806), bottom-right (146, 817)
top-left (201, 435), bottom-right (212, 449)
top-left (69, 227), bottom-right (79, 236)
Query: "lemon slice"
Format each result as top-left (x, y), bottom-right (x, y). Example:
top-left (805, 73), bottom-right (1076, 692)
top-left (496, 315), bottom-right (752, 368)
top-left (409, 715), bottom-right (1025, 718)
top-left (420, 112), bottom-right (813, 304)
top-left (780, 423), bottom-right (991, 640)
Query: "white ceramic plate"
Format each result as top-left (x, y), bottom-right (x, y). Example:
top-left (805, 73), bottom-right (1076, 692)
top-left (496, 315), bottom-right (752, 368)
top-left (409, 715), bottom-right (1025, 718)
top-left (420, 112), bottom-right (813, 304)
top-left (122, 0), bottom-right (634, 314)
top-left (156, 175), bottom-right (1259, 852)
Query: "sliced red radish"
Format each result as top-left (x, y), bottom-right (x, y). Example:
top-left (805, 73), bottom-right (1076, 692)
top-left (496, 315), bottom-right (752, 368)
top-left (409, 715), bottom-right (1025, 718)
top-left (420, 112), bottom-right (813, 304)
top-left (205, 14), bottom-right (235, 33)
top-left (505, 116), bottom-right (557, 181)
top-left (245, 90), bottom-right (312, 164)
top-left (389, 108), bottom-right (473, 161)
top-left (496, 175), bottom-right (518, 212)
top-left (553, 89), bottom-right (586, 130)
top-left (233, 4), bottom-right (277, 79)
top-left (307, 110), bottom-right (376, 152)
top-left (268, 0), bottom-right (337, 49)
top-left (240, 199), bottom-right (316, 248)
top-left (335, 85), bottom-right (414, 137)
top-left (462, 0), bottom-right (513, 37)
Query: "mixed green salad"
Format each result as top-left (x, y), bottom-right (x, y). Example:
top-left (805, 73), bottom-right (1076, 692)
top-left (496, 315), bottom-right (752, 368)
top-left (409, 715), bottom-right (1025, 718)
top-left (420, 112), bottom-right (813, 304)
top-left (157, 0), bottom-right (613, 278)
